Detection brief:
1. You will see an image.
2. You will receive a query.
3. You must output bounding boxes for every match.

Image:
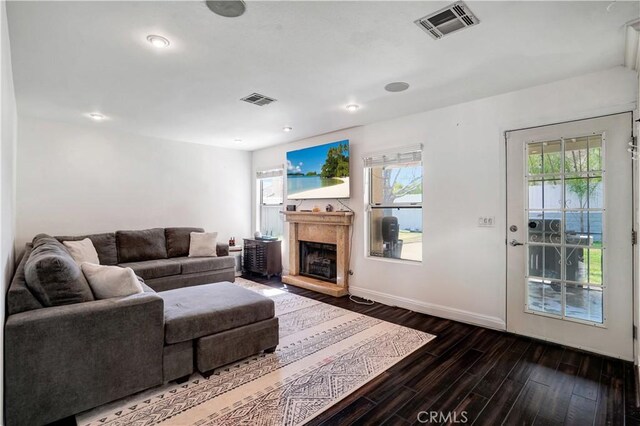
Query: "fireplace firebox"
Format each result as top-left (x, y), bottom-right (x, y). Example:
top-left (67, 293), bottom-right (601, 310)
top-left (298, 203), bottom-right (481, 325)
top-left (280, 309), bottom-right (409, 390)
top-left (300, 241), bottom-right (337, 283)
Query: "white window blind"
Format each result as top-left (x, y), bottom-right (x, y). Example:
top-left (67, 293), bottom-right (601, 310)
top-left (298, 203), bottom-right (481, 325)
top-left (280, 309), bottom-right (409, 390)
top-left (256, 168), bottom-right (283, 179)
top-left (363, 144), bottom-right (423, 168)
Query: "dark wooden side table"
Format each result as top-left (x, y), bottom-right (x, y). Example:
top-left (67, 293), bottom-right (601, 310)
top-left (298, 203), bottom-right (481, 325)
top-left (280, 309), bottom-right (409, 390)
top-left (243, 239), bottom-right (282, 279)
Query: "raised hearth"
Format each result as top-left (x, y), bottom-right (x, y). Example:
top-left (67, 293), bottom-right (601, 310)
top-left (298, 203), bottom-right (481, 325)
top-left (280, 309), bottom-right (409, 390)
top-left (282, 211), bottom-right (353, 297)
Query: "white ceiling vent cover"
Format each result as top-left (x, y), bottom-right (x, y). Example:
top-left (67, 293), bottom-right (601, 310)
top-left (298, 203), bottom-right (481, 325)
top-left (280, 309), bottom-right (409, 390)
top-left (241, 93), bottom-right (277, 106)
top-left (415, 1), bottom-right (479, 40)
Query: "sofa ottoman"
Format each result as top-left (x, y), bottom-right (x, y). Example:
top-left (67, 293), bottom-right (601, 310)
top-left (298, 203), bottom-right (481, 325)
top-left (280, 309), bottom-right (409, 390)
top-left (159, 282), bottom-right (279, 379)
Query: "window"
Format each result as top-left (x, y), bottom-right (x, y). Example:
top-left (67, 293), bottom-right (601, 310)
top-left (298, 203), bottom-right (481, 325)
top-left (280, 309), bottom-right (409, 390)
top-left (525, 135), bottom-right (604, 323)
top-left (364, 145), bottom-right (423, 262)
top-left (257, 168), bottom-right (284, 238)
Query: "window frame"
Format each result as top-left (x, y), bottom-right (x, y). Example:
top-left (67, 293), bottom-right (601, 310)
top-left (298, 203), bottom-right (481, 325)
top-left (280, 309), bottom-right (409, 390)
top-left (256, 168), bottom-right (285, 239)
top-left (363, 145), bottom-right (424, 264)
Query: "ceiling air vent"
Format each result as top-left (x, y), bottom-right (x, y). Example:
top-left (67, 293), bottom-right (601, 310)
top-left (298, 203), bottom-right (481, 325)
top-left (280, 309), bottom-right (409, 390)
top-left (414, 1), bottom-right (479, 40)
top-left (241, 93), bottom-right (277, 106)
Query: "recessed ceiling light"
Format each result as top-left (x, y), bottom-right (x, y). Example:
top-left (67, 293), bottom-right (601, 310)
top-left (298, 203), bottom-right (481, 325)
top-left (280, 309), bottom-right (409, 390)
top-left (346, 104), bottom-right (360, 112)
top-left (205, 1), bottom-right (246, 18)
top-left (283, 127), bottom-right (293, 132)
top-left (88, 112), bottom-right (105, 121)
top-left (234, 139), bottom-right (243, 142)
top-left (385, 82), bottom-right (410, 92)
top-left (146, 35), bottom-right (170, 48)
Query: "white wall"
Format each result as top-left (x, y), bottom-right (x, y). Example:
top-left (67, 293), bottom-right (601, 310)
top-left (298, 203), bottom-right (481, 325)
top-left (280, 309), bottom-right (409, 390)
top-left (1, 0), bottom-right (17, 424)
top-left (253, 66), bottom-right (638, 329)
top-left (16, 117), bottom-right (252, 250)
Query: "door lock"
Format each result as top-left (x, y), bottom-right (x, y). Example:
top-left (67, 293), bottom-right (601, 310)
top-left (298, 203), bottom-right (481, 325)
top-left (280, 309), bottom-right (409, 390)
top-left (509, 239), bottom-right (524, 247)
top-left (509, 225), bottom-right (518, 232)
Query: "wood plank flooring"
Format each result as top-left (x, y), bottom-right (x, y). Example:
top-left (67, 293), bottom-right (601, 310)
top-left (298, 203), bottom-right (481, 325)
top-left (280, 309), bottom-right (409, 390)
top-left (248, 275), bottom-right (637, 426)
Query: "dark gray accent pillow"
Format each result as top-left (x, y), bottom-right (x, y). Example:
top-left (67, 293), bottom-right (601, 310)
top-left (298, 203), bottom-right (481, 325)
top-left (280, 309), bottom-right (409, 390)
top-left (165, 227), bottom-right (204, 258)
top-left (116, 228), bottom-right (168, 263)
top-left (24, 234), bottom-right (95, 307)
top-left (55, 232), bottom-right (118, 265)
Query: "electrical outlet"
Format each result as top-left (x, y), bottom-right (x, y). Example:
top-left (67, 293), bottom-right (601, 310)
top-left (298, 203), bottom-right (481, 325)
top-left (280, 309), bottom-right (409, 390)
top-left (478, 216), bottom-right (495, 227)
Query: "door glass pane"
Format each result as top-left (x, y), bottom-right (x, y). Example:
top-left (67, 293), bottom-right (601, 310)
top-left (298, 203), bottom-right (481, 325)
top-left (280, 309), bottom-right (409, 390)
top-left (564, 176), bottom-right (589, 209)
top-left (588, 175), bottom-right (603, 209)
top-left (528, 143), bottom-right (543, 175)
top-left (565, 246), bottom-right (586, 283)
top-left (543, 179), bottom-right (562, 209)
top-left (528, 211), bottom-right (562, 244)
top-left (588, 135), bottom-right (603, 171)
top-left (565, 283), bottom-right (603, 323)
top-left (528, 211), bottom-right (544, 243)
top-left (528, 245), bottom-right (562, 279)
top-left (565, 137), bottom-right (589, 173)
top-left (589, 212), bottom-right (603, 246)
top-left (528, 181), bottom-right (542, 210)
top-left (565, 211), bottom-right (589, 245)
top-left (586, 248), bottom-right (603, 285)
top-left (528, 279), bottom-right (562, 316)
top-left (542, 140), bottom-right (562, 174)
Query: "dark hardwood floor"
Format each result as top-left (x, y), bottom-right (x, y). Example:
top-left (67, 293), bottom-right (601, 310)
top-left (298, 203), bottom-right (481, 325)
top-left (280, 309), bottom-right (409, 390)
top-left (248, 274), bottom-right (638, 426)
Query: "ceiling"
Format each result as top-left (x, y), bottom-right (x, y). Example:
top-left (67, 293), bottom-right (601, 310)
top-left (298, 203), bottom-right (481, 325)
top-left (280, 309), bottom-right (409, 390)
top-left (6, 1), bottom-right (639, 151)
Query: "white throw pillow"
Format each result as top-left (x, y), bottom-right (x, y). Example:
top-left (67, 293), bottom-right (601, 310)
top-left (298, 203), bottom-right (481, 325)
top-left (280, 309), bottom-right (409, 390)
top-left (63, 238), bottom-right (100, 265)
top-left (188, 232), bottom-right (218, 257)
top-left (81, 263), bottom-right (143, 299)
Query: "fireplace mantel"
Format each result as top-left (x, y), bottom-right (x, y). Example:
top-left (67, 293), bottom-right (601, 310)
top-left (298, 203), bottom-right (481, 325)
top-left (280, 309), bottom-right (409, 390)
top-left (282, 211), bottom-right (353, 297)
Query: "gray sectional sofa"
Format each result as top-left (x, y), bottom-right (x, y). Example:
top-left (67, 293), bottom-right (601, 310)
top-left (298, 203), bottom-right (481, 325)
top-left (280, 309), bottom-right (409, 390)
top-left (4, 228), bottom-right (279, 426)
top-left (56, 226), bottom-right (236, 291)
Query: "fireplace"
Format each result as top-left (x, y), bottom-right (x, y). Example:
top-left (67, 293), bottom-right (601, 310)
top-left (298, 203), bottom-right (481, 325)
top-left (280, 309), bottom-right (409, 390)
top-left (282, 211), bottom-right (353, 297)
top-left (300, 241), bottom-right (337, 283)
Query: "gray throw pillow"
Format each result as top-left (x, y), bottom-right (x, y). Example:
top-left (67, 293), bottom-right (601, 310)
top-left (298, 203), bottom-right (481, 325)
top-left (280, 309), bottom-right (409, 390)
top-left (24, 234), bottom-right (95, 307)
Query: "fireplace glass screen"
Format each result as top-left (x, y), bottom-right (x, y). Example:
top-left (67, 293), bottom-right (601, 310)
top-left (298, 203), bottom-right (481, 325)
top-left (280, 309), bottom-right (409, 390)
top-left (299, 241), bottom-right (337, 283)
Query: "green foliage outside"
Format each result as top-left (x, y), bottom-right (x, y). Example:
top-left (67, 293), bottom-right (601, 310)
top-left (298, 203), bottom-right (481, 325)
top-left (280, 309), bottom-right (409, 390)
top-left (320, 142), bottom-right (349, 178)
top-left (527, 140), bottom-right (602, 210)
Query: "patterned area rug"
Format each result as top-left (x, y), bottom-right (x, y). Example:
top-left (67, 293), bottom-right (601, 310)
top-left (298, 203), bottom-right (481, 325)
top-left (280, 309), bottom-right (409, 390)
top-left (78, 278), bottom-right (435, 426)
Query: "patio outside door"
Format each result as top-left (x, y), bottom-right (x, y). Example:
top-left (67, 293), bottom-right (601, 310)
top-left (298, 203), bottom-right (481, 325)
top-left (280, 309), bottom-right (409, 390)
top-left (506, 113), bottom-right (634, 360)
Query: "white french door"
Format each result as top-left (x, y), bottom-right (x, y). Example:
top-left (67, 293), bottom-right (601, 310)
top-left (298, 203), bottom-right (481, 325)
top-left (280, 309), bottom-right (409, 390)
top-left (506, 113), bottom-right (634, 360)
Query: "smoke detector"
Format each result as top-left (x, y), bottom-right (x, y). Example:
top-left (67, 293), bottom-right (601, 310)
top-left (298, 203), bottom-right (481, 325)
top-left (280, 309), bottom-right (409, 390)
top-left (240, 93), bottom-right (277, 106)
top-left (415, 1), bottom-right (479, 40)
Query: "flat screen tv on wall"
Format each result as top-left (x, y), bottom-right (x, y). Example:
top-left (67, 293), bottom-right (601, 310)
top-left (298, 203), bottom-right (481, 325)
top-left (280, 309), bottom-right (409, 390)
top-left (287, 140), bottom-right (350, 200)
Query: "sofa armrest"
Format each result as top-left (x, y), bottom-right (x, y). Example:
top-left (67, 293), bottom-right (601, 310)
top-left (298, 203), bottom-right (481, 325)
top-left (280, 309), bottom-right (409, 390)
top-left (217, 242), bottom-right (229, 257)
top-left (4, 292), bottom-right (165, 426)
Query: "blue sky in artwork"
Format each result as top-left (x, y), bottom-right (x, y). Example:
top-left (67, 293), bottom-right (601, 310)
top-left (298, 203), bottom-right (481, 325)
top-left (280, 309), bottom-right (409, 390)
top-left (286, 140), bottom-right (349, 175)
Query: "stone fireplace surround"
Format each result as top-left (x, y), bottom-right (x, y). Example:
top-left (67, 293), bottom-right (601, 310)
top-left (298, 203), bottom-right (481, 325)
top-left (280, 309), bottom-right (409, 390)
top-left (282, 211), bottom-right (354, 297)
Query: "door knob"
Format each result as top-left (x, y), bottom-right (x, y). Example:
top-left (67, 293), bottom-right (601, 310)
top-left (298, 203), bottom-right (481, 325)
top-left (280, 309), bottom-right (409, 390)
top-left (510, 239), bottom-right (524, 247)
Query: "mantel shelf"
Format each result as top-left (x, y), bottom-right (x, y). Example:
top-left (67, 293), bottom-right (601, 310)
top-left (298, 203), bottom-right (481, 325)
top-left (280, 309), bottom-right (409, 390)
top-left (283, 210), bottom-right (354, 226)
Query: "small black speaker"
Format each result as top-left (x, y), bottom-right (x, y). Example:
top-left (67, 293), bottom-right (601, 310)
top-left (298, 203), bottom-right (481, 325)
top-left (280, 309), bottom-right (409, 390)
top-left (286, 205), bottom-right (297, 212)
top-left (382, 216), bottom-right (399, 242)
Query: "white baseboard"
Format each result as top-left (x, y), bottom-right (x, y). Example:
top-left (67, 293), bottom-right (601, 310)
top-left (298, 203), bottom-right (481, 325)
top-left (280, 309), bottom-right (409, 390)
top-left (349, 285), bottom-right (506, 330)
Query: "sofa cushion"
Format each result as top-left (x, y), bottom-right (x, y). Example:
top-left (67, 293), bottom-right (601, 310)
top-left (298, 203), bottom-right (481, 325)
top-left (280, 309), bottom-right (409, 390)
top-left (82, 263), bottom-right (143, 299)
top-left (160, 282), bottom-right (275, 344)
top-left (176, 256), bottom-right (235, 275)
top-left (165, 227), bottom-right (204, 258)
top-left (24, 234), bottom-right (95, 307)
top-left (118, 259), bottom-right (181, 280)
top-left (7, 244), bottom-right (45, 315)
top-left (56, 233), bottom-right (118, 265)
top-left (116, 228), bottom-right (167, 263)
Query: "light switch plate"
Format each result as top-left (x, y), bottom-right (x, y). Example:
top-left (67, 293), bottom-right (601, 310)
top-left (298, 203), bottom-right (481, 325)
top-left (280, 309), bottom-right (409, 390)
top-left (478, 216), bottom-right (495, 227)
